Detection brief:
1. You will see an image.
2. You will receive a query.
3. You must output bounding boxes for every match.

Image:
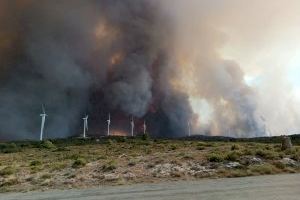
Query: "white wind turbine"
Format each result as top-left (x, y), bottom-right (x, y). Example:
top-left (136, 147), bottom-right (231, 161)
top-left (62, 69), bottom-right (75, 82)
top-left (130, 116), bottom-right (134, 137)
top-left (39, 105), bottom-right (47, 141)
top-left (143, 120), bottom-right (147, 135)
top-left (107, 113), bottom-right (111, 136)
top-left (188, 121), bottom-right (191, 137)
top-left (82, 115), bottom-right (88, 139)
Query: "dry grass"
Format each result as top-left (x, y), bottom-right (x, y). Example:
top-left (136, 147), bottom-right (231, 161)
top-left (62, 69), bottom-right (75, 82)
top-left (0, 138), bottom-right (299, 193)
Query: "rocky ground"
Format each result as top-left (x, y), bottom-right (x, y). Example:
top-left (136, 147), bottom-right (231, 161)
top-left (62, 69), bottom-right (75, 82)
top-left (0, 137), bottom-right (300, 193)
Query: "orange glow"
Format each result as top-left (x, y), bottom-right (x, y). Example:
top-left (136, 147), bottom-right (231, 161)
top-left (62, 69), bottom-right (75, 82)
top-left (111, 130), bottom-right (128, 136)
top-left (110, 52), bottom-right (123, 65)
top-left (94, 21), bottom-right (119, 42)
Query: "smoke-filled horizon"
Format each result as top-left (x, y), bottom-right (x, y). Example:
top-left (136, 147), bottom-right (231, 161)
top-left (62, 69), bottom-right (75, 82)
top-left (0, 0), bottom-right (299, 140)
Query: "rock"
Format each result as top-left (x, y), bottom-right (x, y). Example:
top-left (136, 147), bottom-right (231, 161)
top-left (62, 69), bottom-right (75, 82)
top-left (242, 156), bottom-right (263, 165)
top-left (281, 136), bottom-right (293, 150)
top-left (224, 162), bottom-right (241, 169)
top-left (250, 157), bottom-right (263, 164)
top-left (123, 172), bottom-right (136, 180)
top-left (103, 173), bottom-right (119, 181)
top-left (280, 158), bottom-right (298, 167)
top-left (151, 162), bottom-right (216, 178)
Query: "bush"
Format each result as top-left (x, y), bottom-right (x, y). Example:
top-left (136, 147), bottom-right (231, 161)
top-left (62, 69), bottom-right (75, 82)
top-left (273, 161), bottom-right (286, 170)
top-left (0, 178), bottom-right (18, 187)
top-left (141, 134), bottom-right (149, 141)
top-left (197, 142), bottom-right (207, 147)
top-left (0, 166), bottom-right (16, 176)
top-left (243, 149), bottom-right (254, 156)
top-left (53, 147), bottom-right (70, 152)
top-left (128, 160), bottom-right (136, 167)
top-left (30, 160), bottom-right (42, 166)
top-left (207, 153), bottom-right (224, 162)
top-left (231, 144), bottom-right (240, 151)
top-left (72, 158), bottom-right (87, 168)
top-left (107, 139), bottom-right (114, 145)
top-left (225, 152), bottom-right (239, 161)
top-left (170, 144), bottom-right (177, 150)
top-left (249, 164), bottom-right (278, 175)
top-left (196, 146), bottom-right (205, 151)
top-left (255, 149), bottom-right (278, 159)
top-left (0, 143), bottom-right (20, 153)
top-left (291, 152), bottom-right (300, 161)
top-left (40, 140), bottom-right (56, 149)
top-left (40, 173), bottom-right (51, 179)
top-left (102, 160), bottom-right (117, 172)
top-left (50, 162), bottom-right (67, 171)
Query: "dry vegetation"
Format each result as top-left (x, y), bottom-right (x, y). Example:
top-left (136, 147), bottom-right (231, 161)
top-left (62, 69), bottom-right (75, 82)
top-left (0, 137), bottom-right (300, 193)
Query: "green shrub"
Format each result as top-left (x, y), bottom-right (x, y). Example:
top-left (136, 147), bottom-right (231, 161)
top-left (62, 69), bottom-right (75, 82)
top-left (273, 161), bottom-right (286, 170)
top-left (141, 134), bottom-right (149, 141)
top-left (0, 166), bottom-right (16, 176)
top-left (196, 146), bottom-right (205, 151)
top-left (207, 153), bottom-right (224, 162)
top-left (255, 149), bottom-right (278, 159)
top-left (67, 154), bottom-right (81, 160)
top-left (30, 160), bottom-right (42, 166)
top-left (291, 152), bottom-right (300, 161)
top-left (231, 144), bottom-right (240, 151)
top-left (0, 178), bottom-right (18, 187)
top-left (183, 154), bottom-right (194, 160)
top-left (102, 160), bottom-right (117, 172)
top-left (170, 144), bottom-right (177, 150)
top-left (53, 147), bottom-right (70, 152)
top-left (128, 160), bottom-right (136, 167)
top-left (249, 164), bottom-right (278, 175)
top-left (50, 162), bottom-right (67, 171)
top-left (225, 152), bottom-right (239, 161)
top-left (72, 158), bottom-right (87, 168)
top-left (197, 142), bottom-right (207, 147)
top-left (107, 139), bottom-right (114, 145)
top-left (243, 149), bottom-right (254, 156)
top-left (40, 140), bottom-right (56, 149)
top-left (0, 143), bottom-right (20, 153)
top-left (40, 173), bottom-right (51, 179)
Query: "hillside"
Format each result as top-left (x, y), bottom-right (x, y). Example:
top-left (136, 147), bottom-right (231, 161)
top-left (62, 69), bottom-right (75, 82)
top-left (0, 136), bottom-right (299, 193)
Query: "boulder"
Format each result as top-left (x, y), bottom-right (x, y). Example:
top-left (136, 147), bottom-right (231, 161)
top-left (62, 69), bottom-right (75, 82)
top-left (280, 158), bottom-right (298, 167)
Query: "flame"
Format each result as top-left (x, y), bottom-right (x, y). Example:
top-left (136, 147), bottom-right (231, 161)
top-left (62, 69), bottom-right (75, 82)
top-left (111, 130), bottom-right (128, 136)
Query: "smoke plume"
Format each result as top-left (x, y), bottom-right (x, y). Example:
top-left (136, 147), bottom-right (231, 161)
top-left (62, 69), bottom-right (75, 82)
top-left (0, 0), bottom-right (268, 140)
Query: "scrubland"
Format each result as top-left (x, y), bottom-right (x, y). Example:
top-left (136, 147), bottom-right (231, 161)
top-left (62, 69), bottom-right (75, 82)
top-left (0, 136), bottom-right (299, 193)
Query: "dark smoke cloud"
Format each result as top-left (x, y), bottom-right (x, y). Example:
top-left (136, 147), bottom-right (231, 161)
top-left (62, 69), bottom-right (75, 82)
top-left (0, 0), bottom-right (265, 140)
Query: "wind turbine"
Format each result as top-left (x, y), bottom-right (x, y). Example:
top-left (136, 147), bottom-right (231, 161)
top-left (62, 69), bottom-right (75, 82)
top-left (130, 116), bottom-right (134, 137)
top-left (107, 113), bottom-right (111, 136)
top-left (143, 120), bottom-right (147, 135)
top-left (40, 105), bottom-right (47, 141)
top-left (188, 121), bottom-right (191, 137)
top-left (82, 115), bottom-right (88, 139)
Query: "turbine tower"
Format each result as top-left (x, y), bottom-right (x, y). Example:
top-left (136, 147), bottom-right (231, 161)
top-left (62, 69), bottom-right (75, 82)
top-left (188, 121), bottom-right (191, 137)
top-left (130, 116), bottom-right (134, 137)
top-left (143, 120), bottom-right (147, 135)
top-left (82, 115), bottom-right (88, 139)
top-left (40, 105), bottom-right (47, 141)
top-left (107, 113), bottom-right (111, 136)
